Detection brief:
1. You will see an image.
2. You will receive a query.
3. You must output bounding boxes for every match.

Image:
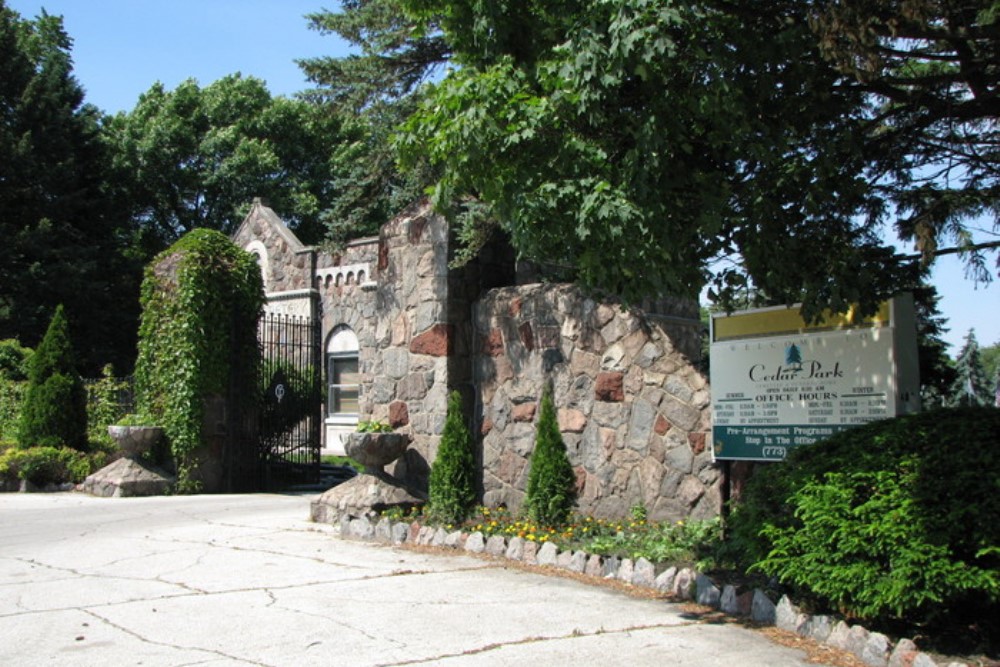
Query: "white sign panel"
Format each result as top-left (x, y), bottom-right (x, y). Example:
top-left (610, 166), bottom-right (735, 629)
top-left (711, 328), bottom-right (896, 460)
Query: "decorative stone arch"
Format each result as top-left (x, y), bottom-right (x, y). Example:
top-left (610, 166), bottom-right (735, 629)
top-left (244, 240), bottom-right (269, 288)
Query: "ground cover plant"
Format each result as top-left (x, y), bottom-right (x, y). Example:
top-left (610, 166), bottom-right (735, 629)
top-left (727, 406), bottom-right (1000, 655)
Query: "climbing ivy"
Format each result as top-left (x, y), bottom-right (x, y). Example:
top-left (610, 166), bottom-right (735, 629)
top-left (134, 229), bottom-right (263, 490)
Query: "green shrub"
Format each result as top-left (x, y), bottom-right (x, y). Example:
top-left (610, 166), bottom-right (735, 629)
top-left (728, 407), bottom-right (1000, 626)
top-left (134, 229), bottom-right (263, 490)
top-left (428, 391), bottom-right (477, 524)
top-left (0, 380), bottom-right (26, 444)
top-left (0, 445), bottom-right (97, 487)
top-left (17, 306), bottom-right (88, 451)
top-left (525, 385), bottom-right (577, 526)
top-left (0, 339), bottom-right (33, 381)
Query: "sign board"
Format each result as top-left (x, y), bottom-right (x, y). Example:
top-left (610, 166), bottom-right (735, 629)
top-left (710, 295), bottom-right (920, 461)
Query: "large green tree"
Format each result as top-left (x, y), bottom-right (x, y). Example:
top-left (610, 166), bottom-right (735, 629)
top-left (396, 0), bottom-right (918, 315)
top-left (103, 74), bottom-right (348, 246)
top-left (0, 3), bottom-right (136, 373)
top-left (298, 0), bottom-right (446, 242)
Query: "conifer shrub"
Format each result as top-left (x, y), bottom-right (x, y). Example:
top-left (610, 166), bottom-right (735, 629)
top-left (525, 385), bottom-right (577, 526)
top-left (17, 306), bottom-right (88, 451)
top-left (728, 407), bottom-right (1000, 629)
top-left (428, 391), bottom-right (477, 524)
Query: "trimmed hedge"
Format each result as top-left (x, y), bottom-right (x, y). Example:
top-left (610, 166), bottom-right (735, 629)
top-left (728, 407), bottom-right (1000, 626)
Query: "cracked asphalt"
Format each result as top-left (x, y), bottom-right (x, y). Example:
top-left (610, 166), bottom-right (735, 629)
top-left (0, 493), bottom-right (830, 666)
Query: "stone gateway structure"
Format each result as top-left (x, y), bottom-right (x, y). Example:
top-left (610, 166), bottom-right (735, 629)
top-left (234, 198), bottom-right (717, 522)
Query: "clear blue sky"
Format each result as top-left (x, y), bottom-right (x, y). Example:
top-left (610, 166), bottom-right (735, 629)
top-left (8, 0), bottom-right (998, 354)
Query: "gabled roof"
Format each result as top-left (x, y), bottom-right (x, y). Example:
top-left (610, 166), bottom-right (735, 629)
top-left (232, 197), bottom-right (311, 254)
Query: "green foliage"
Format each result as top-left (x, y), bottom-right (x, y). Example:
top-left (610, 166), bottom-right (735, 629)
top-left (85, 365), bottom-right (134, 448)
top-left (525, 386), bottom-right (576, 526)
top-left (0, 339), bottom-right (33, 381)
top-left (17, 306), bottom-right (88, 451)
top-left (810, 1), bottom-right (999, 277)
top-left (356, 420), bottom-right (394, 433)
top-left (428, 391), bottom-right (477, 524)
top-left (299, 0), bottom-right (444, 242)
top-left (728, 407), bottom-right (1000, 625)
top-left (397, 0), bottom-right (914, 316)
top-left (981, 340), bottom-right (1000, 387)
top-left (0, 379), bottom-right (25, 444)
top-left (585, 516), bottom-right (722, 569)
top-left (134, 229), bottom-right (263, 488)
top-left (103, 74), bottom-right (350, 246)
top-left (0, 444), bottom-right (101, 487)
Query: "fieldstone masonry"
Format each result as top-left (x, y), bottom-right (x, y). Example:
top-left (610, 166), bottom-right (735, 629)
top-left (476, 284), bottom-right (713, 521)
top-left (236, 198), bottom-right (715, 520)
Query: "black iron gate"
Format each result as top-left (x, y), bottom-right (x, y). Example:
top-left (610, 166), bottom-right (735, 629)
top-left (239, 313), bottom-right (322, 491)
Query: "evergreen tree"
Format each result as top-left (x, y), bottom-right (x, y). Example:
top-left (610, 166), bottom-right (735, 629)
top-left (525, 385), bottom-right (576, 526)
top-left (0, 3), bottom-right (137, 373)
top-left (298, 0), bottom-right (445, 242)
top-left (17, 305), bottom-right (88, 450)
top-left (428, 391), bottom-right (477, 524)
top-left (948, 329), bottom-right (992, 408)
top-left (912, 283), bottom-right (957, 408)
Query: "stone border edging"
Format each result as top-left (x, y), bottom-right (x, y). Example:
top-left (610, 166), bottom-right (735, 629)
top-left (337, 515), bottom-right (967, 667)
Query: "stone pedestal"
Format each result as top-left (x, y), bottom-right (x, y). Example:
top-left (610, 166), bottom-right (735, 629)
top-left (310, 472), bottom-right (426, 525)
top-left (81, 457), bottom-right (175, 497)
top-left (312, 431), bottom-right (421, 525)
top-left (82, 424), bottom-right (174, 497)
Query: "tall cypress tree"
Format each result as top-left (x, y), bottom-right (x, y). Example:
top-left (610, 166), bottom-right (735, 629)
top-left (17, 305), bottom-right (88, 450)
top-left (428, 391), bottom-right (477, 524)
top-left (525, 384), bottom-right (576, 526)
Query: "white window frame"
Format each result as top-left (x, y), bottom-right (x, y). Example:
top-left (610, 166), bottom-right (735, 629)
top-left (325, 326), bottom-right (359, 426)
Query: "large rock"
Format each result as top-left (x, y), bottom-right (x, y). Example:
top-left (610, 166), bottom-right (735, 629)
top-left (82, 458), bottom-right (174, 497)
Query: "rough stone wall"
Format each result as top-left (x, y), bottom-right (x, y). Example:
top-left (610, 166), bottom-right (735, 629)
top-left (346, 201), bottom-right (466, 488)
top-left (475, 284), bottom-right (717, 522)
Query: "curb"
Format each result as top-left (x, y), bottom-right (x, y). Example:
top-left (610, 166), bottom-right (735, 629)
top-left (337, 515), bottom-right (968, 667)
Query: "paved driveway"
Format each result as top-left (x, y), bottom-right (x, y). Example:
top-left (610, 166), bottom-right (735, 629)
top-left (0, 493), bottom-right (829, 666)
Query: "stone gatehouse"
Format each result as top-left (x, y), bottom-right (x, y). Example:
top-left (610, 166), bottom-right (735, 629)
top-left (233, 198), bottom-right (718, 522)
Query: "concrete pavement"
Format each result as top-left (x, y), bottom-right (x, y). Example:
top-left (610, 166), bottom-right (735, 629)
top-left (0, 492), bottom-right (831, 666)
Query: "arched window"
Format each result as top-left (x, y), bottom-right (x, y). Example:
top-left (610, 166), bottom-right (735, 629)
top-left (326, 325), bottom-right (359, 418)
